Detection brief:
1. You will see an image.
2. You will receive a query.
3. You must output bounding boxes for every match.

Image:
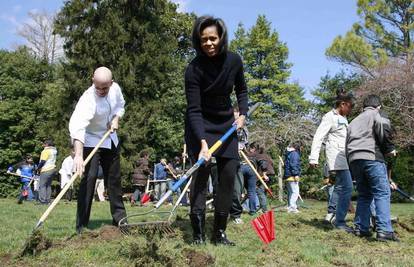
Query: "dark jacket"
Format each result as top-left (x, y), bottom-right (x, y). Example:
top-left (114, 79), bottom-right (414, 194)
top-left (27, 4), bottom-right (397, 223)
top-left (257, 153), bottom-right (275, 176)
top-left (184, 51), bottom-right (248, 159)
top-left (284, 148), bottom-right (301, 178)
top-left (154, 162), bottom-right (167, 180)
top-left (243, 150), bottom-right (266, 173)
top-left (346, 107), bottom-right (395, 163)
top-left (131, 158), bottom-right (150, 186)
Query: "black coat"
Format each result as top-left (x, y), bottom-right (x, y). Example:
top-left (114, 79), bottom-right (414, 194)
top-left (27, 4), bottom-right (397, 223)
top-left (184, 51), bottom-right (248, 159)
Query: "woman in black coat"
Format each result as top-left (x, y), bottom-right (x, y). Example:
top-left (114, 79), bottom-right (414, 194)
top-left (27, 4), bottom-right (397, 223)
top-left (185, 16), bottom-right (248, 246)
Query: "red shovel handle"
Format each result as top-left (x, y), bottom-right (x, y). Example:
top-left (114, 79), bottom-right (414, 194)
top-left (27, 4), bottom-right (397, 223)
top-left (266, 188), bottom-right (274, 198)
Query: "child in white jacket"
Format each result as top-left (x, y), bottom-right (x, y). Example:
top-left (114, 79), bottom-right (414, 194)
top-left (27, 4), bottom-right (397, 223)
top-left (309, 90), bottom-right (354, 232)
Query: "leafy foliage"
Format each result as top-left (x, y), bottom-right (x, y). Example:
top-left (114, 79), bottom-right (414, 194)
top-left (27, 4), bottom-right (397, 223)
top-left (0, 48), bottom-right (53, 197)
top-left (312, 71), bottom-right (362, 117)
top-left (326, 0), bottom-right (414, 74)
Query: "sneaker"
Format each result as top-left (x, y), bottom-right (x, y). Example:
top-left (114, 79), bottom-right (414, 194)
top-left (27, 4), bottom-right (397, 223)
top-left (287, 208), bottom-right (299, 213)
top-left (232, 217), bottom-right (243, 224)
top-left (324, 213), bottom-right (335, 223)
top-left (376, 232), bottom-right (400, 242)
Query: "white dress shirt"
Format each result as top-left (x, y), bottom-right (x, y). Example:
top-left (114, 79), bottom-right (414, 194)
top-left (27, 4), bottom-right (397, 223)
top-left (309, 109), bottom-right (349, 171)
top-left (69, 82), bottom-right (125, 149)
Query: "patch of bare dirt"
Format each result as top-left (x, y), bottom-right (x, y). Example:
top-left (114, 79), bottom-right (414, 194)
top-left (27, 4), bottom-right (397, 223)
top-left (19, 230), bottom-right (52, 257)
top-left (183, 248), bottom-right (215, 267)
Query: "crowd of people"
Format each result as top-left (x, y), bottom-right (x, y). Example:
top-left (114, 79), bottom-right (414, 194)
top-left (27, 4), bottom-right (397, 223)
top-left (5, 15), bottom-right (400, 246)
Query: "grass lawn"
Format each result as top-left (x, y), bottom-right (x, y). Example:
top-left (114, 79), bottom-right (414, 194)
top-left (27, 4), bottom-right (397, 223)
top-left (0, 198), bottom-right (413, 266)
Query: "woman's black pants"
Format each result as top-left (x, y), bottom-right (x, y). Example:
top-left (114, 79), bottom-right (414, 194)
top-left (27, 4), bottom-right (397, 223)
top-left (190, 157), bottom-right (239, 216)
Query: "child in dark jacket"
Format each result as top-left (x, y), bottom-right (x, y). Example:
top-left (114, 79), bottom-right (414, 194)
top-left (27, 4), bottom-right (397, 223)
top-left (284, 142), bottom-right (301, 213)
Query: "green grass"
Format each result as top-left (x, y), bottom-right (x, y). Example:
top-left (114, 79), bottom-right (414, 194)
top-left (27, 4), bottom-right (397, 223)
top-left (0, 198), bottom-right (413, 266)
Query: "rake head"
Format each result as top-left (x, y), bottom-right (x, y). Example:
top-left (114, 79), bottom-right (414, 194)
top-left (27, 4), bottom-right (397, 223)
top-left (120, 221), bottom-right (175, 236)
top-left (118, 209), bottom-right (175, 236)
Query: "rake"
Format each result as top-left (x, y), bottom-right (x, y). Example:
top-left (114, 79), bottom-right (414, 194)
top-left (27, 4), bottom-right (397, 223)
top-left (118, 175), bottom-right (193, 235)
top-left (119, 103), bottom-right (261, 234)
top-left (20, 130), bottom-right (111, 256)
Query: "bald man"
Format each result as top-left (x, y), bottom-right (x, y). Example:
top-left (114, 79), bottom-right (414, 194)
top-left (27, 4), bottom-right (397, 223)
top-left (69, 66), bottom-right (127, 233)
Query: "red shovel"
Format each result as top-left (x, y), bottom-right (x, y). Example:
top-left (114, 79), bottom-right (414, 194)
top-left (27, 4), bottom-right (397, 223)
top-left (140, 178), bottom-right (151, 204)
top-left (251, 210), bottom-right (275, 245)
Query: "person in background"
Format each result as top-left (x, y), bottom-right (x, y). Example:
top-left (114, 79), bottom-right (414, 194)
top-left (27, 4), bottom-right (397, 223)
top-left (346, 94), bottom-right (399, 242)
top-left (37, 139), bottom-right (58, 205)
top-left (172, 156), bottom-right (188, 206)
top-left (309, 90), bottom-right (354, 232)
top-left (154, 158), bottom-right (170, 204)
top-left (256, 145), bottom-right (273, 213)
top-left (240, 143), bottom-right (260, 215)
top-left (131, 150), bottom-right (151, 206)
top-left (7, 154), bottom-right (37, 204)
top-left (230, 106), bottom-right (248, 224)
top-left (284, 142), bottom-right (302, 213)
top-left (59, 149), bottom-right (75, 201)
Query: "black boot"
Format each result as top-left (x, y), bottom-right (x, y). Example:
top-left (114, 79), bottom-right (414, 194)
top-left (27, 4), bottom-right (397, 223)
top-left (190, 213), bottom-right (205, 245)
top-left (212, 213), bottom-right (235, 246)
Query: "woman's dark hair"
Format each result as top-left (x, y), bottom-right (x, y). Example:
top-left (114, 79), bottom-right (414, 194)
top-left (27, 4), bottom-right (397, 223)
top-left (334, 88), bottom-right (354, 108)
top-left (191, 15), bottom-right (228, 56)
top-left (363, 94), bottom-right (382, 108)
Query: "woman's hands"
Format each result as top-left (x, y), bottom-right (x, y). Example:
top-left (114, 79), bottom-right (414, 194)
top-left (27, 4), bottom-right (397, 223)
top-left (234, 115), bottom-right (246, 129)
top-left (198, 139), bottom-right (211, 161)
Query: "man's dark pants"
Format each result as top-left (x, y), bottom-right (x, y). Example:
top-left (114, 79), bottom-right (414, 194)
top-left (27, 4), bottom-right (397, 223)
top-left (76, 142), bottom-right (127, 230)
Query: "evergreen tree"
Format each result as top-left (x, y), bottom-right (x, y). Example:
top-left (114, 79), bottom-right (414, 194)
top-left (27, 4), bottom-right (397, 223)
top-left (312, 72), bottom-right (362, 117)
top-left (0, 48), bottom-right (53, 197)
top-left (230, 15), bottom-right (309, 119)
top-left (230, 15), bottom-right (310, 152)
top-left (326, 0), bottom-right (414, 74)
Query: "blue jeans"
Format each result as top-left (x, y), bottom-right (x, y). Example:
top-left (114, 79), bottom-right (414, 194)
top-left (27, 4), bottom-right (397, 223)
top-left (256, 184), bottom-right (268, 212)
top-left (286, 181), bottom-right (299, 210)
top-left (326, 185), bottom-right (338, 214)
top-left (350, 160), bottom-right (393, 233)
top-left (332, 170), bottom-right (353, 227)
top-left (241, 164), bottom-right (257, 214)
top-left (19, 182), bottom-right (34, 201)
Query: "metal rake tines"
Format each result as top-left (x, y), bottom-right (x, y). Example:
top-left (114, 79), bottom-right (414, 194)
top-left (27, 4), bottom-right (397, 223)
top-left (118, 210), bottom-right (174, 236)
top-left (120, 221), bottom-right (175, 236)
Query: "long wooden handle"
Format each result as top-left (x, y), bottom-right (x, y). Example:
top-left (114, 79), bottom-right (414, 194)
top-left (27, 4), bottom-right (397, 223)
top-left (34, 130), bottom-right (112, 230)
top-left (145, 178), bottom-right (150, 194)
top-left (7, 172), bottom-right (36, 180)
top-left (165, 164), bottom-right (178, 179)
top-left (240, 150), bottom-right (274, 198)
